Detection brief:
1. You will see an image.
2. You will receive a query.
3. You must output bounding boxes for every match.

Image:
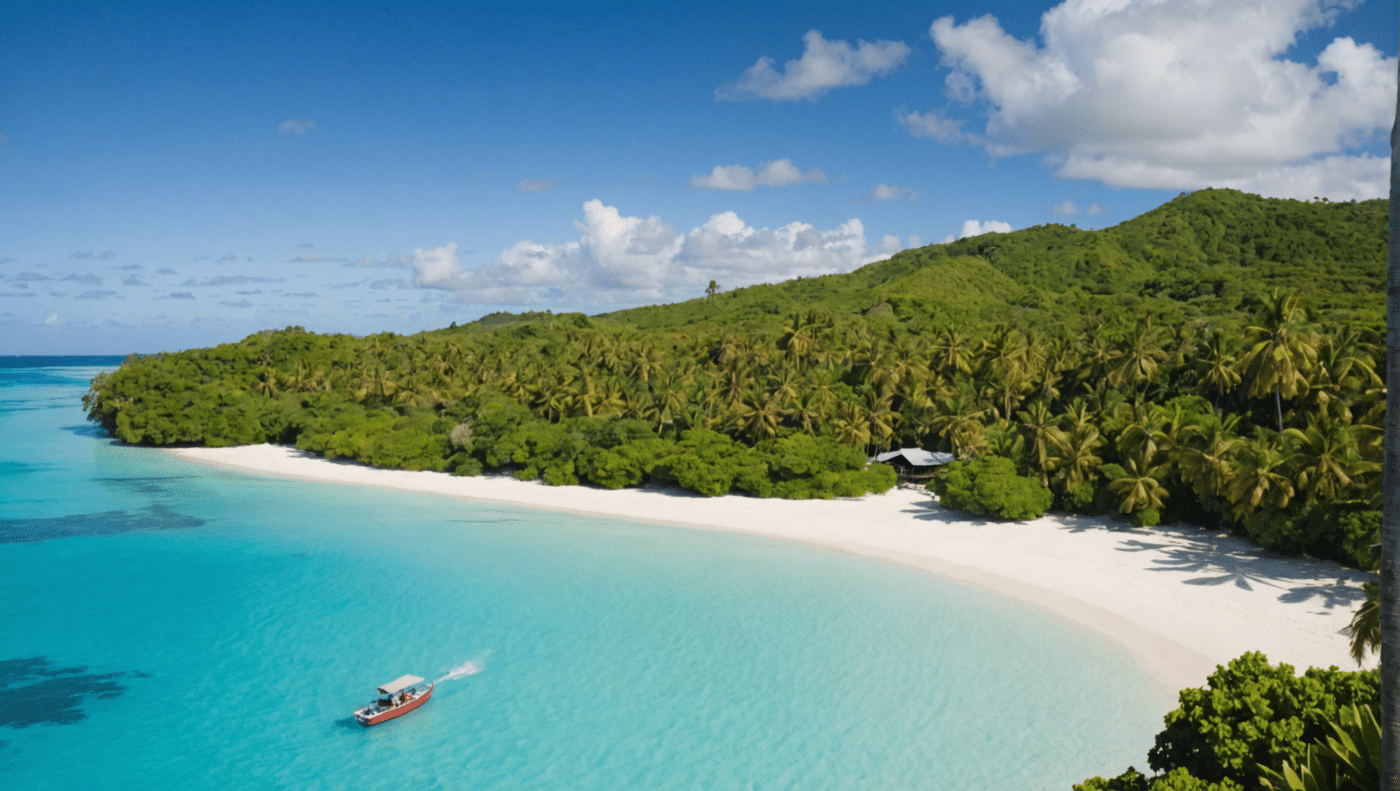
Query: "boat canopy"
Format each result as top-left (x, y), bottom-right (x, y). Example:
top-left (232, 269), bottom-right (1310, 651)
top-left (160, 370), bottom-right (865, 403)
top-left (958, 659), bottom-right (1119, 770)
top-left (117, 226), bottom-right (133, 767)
top-left (377, 675), bottom-right (425, 695)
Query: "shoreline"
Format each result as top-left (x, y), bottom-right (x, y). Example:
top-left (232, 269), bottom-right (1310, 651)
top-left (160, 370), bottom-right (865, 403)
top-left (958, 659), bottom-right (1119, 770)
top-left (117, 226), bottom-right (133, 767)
top-left (170, 443), bottom-right (1374, 693)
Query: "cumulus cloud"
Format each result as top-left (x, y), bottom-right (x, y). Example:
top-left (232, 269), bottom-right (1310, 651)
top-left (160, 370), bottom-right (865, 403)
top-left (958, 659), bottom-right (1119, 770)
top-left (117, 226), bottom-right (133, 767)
top-left (690, 159), bottom-right (827, 191)
top-left (1051, 199), bottom-right (1077, 215)
top-left (122, 275), bottom-right (145, 286)
top-left (518, 177), bottom-right (562, 193)
top-left (120, 264), bottom-right (142, 270)
top-left (718, 30), bottom-right (911, 100)
top-left (159, 292), bottom-right (196, 300)
top-left (62, 273), bottom-right (103, 285)
top-left (411, 199), bottom-right (917, 305)
top-left (220, 300), bottom-right (252, 308)
top-left (74, 290), bottom-right (117, 299)
top-left (95, 251), bottom-right (116, 260)
top-left (867, 183), bottom-right (919, 201)
top-left (69, 251), bottom-right (92, 259)
top-left (279, 119), bottom-right (315, 135)
top-left (1087, 202), bottom-right (1107, 215)
top-left (218, 253), bottom-right (237, 262)
top-left (920, 0), bottom-right (1397, 200)
top-left (940, 219), bottom-right (1014, 244)
top-left (14, 272), bottom-right (51, 282)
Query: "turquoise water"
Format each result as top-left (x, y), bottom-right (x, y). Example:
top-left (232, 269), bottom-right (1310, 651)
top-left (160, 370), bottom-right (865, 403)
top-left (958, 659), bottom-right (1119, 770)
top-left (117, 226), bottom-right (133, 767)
top-left (0, 359), bottom-right (1171, 790)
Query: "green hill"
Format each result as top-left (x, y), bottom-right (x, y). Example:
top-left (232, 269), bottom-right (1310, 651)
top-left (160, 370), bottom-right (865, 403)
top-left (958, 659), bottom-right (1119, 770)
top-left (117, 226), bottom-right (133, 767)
top-left (594, 188), bottom-right (1386, 333)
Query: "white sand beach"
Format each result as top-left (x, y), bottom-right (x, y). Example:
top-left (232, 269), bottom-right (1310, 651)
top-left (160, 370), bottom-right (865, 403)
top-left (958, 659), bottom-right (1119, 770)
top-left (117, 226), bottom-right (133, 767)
top-left (171, 443), bottom-right (1373, 692)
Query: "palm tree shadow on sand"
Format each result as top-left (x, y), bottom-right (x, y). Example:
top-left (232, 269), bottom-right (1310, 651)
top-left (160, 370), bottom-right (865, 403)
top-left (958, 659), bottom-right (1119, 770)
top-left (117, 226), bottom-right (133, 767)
top-left (902, 495), bottom-right (1368, 611)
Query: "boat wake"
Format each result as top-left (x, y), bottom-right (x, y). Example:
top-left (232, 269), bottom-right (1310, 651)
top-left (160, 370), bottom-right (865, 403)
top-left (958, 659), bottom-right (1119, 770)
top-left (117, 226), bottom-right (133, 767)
top-left (436, 654), bottom-right (489, 683)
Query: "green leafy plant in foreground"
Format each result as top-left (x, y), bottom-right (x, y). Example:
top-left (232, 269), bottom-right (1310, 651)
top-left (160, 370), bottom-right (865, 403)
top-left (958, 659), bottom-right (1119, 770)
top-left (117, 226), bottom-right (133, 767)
top-left (1076, 653), bottom-right (1377, 791)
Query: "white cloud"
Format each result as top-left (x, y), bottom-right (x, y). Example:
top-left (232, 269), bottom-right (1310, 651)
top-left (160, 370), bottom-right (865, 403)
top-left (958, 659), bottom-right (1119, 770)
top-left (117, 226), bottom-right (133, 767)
top-left (1051, 199), bottom-right (1077, 215)
top-left (718, 30), bottom-right (911, 101)
top-left (412, 200), bottom-right (918, 304)
top-left (43, 313), bottom-right (58, 326)
top-left (518, 177), bottom-right (562, 193)
top-left (690, 159), bottom-right (827, 191)
top-left (940, 219), bottom-right (1014, 245)
top-left (1087, 202), bottom-right (1107, 215)
top-left (278, 119), bottom-right (315, 135)
top-left (899, 110), bottom-right (970, 144)
top-left (868, 183), bottom-right (919, 201)
top-left (921, 1), bottom-right (1397, 200)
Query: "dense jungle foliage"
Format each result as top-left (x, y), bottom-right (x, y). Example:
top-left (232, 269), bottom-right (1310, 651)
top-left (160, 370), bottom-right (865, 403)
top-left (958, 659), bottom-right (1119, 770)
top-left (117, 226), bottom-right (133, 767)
top-left (1075, 653), bottom-right (1379, 791)
top-left (83, 189), bottom-right (1389, 564)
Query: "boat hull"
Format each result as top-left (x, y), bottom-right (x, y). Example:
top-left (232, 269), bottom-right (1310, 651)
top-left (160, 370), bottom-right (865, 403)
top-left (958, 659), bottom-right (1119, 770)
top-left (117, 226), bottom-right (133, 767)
top-left (355, 683), bottom-right (433, 726)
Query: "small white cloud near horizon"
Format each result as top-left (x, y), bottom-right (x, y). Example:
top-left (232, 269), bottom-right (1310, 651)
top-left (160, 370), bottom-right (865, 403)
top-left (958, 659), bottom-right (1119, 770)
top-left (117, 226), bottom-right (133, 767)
top-left (919, 0), bottom-right (1397, 200)
top-left (1087, 202), bottom-right (1107, 215)
top-left (940, 219), bottom-right (1014, 244)
top-left (1051, 200), bottom-right (1077, 215)
top-left (868, 183), bottom-right (919, 201)
top-left (718, 30), bottom-right (911, 101)
top-left (278, 119), bottom-right (316, 135)
top-left (518, 177), bottom-right (563, 193)
top-left (690, 159), bottom-right (827, 191)
top-left (410, 200), bottom-right (919, 305)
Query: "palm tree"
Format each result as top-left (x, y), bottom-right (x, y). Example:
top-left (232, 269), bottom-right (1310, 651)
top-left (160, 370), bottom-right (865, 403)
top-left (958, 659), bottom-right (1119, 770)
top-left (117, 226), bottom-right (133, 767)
top-left (1048, 424), bottom-right (1104, 493)
top-left (1017, 401), bottom-right (1067, 486)
top-left (1344, 581), bottom-right (1380, 667)
top-left (1225, 429), bottom-right (1295, 522)
top-left (1195, 329), bottom-right (1242, 407)
top-left (1378, 83), bottom-right (1399, 775)
top-left (1108, 448), bottom-right (1170, 517)
top-left (1285, 415), bottom-right (1379, 504)
top-left (1109, 315), bottom-right (1167, 396)
top-left (1174, 412), bottom-right (1243, 501)
top-left (1238, 289), bottom-right (1318, 433)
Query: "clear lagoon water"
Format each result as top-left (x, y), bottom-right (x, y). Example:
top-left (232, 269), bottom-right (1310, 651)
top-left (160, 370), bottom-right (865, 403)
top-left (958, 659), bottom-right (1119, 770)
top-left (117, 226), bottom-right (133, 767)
top-left (0, 358), bottom-right (1172, 789)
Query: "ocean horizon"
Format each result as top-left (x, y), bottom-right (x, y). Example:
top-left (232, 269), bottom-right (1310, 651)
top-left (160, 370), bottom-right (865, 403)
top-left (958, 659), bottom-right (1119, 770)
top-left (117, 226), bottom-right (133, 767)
top-left (1, 357), bottom-right (1170, 789)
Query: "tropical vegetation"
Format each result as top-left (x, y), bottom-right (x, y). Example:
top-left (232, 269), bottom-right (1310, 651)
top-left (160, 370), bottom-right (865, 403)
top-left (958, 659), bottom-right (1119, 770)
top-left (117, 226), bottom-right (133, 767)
top-left (80, 189), bottom-right (1387, 566)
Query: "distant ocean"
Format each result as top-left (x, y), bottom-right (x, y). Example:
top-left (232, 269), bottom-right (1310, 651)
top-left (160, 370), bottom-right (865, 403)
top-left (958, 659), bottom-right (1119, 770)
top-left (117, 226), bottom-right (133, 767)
top-left (0, 357), bottom-right (1170, 790)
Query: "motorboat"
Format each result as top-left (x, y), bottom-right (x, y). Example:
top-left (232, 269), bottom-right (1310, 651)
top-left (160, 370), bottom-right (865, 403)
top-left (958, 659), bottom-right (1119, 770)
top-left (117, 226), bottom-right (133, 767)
top-left (353, 674), bottom-right (433, 726)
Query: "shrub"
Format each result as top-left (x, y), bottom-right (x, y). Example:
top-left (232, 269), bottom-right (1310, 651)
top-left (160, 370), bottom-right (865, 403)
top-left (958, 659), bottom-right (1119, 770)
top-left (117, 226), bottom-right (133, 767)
top-left (1147, 652), bottom-right (1377, 787)
top-left (1079, 653), bottom-right (1376, 791)
top-left (1244, 503), bottom-right (1379, 570)
top-left (928, 456), bottom-right (1053, 521)
top-left (1134, 508), bottom-right (1161, 527)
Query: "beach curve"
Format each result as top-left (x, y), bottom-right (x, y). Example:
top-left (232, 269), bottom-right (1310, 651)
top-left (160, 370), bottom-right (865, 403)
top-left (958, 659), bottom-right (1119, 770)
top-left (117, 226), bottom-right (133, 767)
top-left (170, 443), bottom-right (1373, 692)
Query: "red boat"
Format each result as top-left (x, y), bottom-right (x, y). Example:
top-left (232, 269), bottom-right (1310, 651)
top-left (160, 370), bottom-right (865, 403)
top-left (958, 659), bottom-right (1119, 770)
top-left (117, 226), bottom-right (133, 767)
top-left (353, 675), bottom-right (433, 726)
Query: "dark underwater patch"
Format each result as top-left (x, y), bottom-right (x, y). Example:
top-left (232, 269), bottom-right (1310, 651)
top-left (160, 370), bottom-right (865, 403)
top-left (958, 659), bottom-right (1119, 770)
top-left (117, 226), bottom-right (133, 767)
top-left (0, 504), bottom-right (205, 544)
top-left (0, 657), bottom-right (131, 729)
top-left (60, 423), bottom-right (109, 439)
top-left (94, 476), bottom-right (191, 495)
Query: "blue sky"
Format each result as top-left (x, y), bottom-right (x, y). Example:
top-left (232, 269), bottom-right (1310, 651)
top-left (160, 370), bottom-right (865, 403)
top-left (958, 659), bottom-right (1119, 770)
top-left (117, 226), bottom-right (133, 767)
top-left (2, 0), bottom-right (1395, 354)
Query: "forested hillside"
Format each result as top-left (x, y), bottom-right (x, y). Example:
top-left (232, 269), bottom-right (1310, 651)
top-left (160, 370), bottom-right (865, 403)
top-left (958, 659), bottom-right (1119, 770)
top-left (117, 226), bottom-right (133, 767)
top-left (84, 189), bottom-right (1388, 567)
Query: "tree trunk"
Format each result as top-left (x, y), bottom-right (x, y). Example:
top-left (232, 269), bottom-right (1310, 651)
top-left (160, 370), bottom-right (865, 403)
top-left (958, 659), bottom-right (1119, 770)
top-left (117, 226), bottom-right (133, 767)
top-left (1381, 46), bottom-right (1400, 791)
top-left (1275, 387), bottom-right (1284, 435)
